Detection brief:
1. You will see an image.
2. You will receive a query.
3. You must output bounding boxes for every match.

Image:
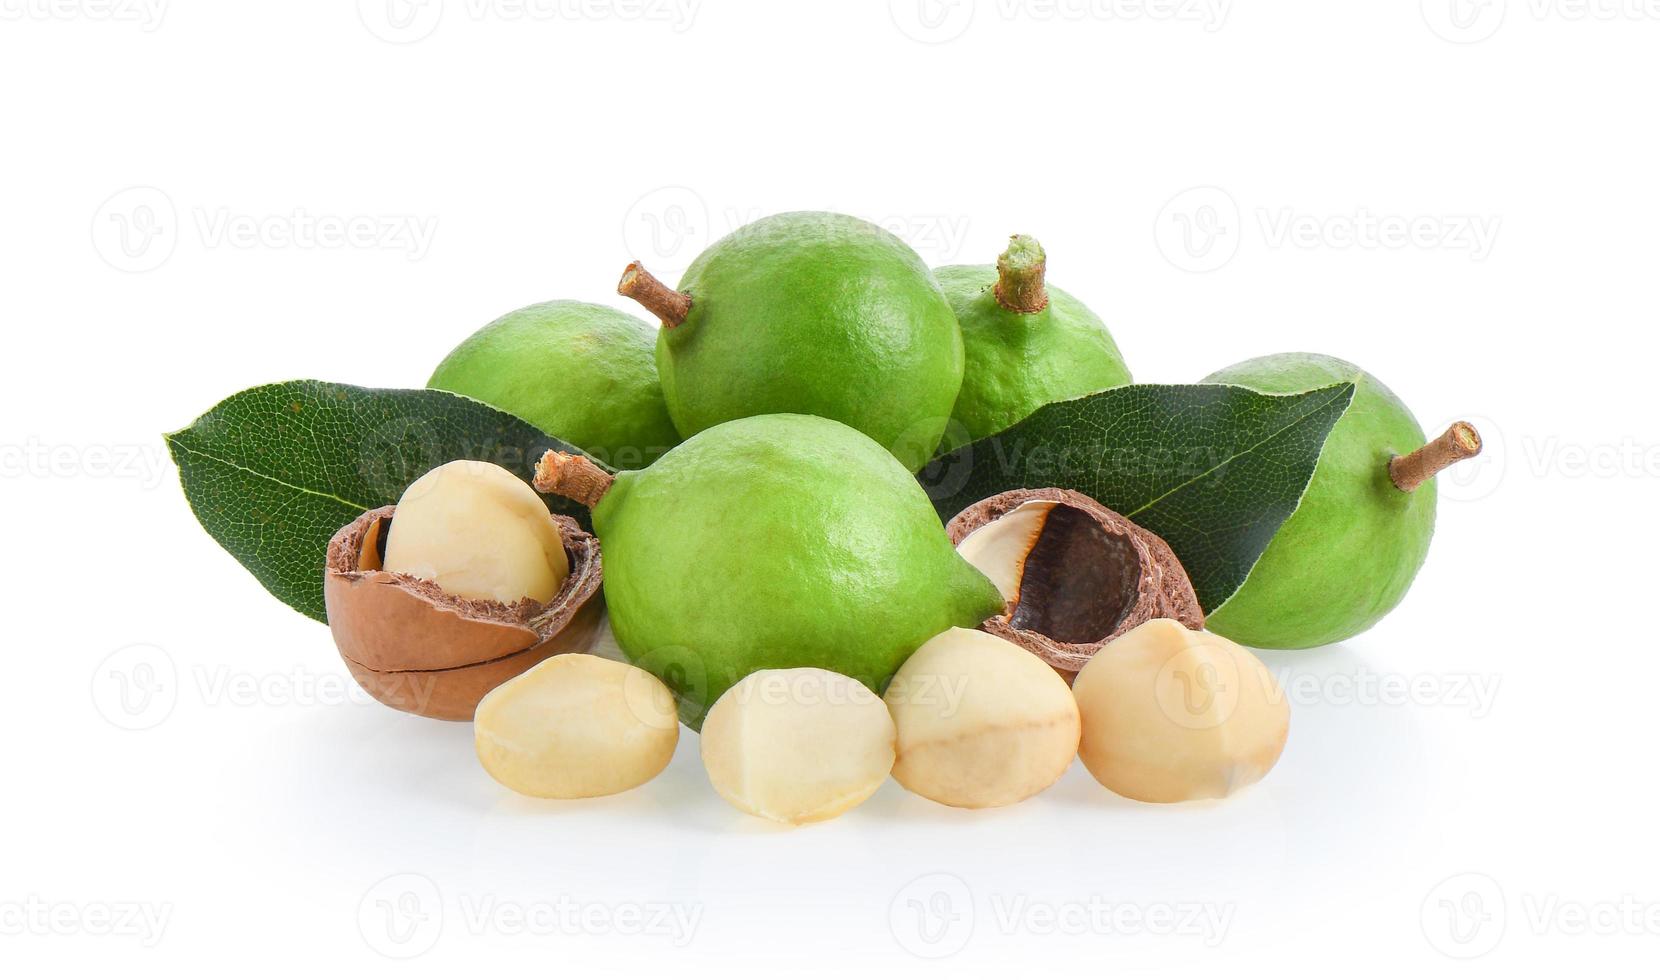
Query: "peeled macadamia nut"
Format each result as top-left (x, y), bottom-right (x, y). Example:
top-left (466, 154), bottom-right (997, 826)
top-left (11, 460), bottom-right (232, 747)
top-left (700, 668), bottom-right (896, 825)
top-left (885, 628), bottom-right (1080, 809)
top-left (384, 459), bottom-right (570, 605)
top-left (1073, 619), bottom-right (1289, 804)
top-left (475, 654), bottom-right (679, 799)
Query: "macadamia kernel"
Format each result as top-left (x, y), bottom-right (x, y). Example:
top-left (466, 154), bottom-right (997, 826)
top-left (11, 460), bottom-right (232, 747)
top-left (885, 628), bottom-right (1081, 809)
top-left (474, 654), bottom-right (679, 799)
top-left (1073, 619), bottom-right (1289, 804)
top-left (384, 459), bottom-right (570, 604)
top-left (700, 668), bottom-right (895, 825)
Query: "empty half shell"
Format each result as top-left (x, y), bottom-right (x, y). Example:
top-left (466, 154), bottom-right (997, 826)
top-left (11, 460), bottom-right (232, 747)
top-left (947, 488), bottom-right (1204, 676)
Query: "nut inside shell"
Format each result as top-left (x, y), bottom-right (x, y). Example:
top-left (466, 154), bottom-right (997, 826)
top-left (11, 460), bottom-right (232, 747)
top-left (948, 488), bottom-right (1204, 676)
top-left (324, 506), bottom-right (604, 721)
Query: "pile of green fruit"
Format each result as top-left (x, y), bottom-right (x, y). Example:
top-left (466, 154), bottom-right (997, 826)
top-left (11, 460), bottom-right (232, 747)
top-left (167, 210), bottom-right (1482, 822)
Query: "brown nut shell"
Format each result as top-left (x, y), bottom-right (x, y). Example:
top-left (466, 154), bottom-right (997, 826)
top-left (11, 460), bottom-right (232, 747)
top-left (947, 488), bottom-right (1204, 677)
top-left (324, 506), bottom-right (604, 721)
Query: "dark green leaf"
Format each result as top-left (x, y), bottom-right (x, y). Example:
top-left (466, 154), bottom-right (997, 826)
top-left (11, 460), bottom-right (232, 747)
top-left (165, 380), bottom-right (595, 623)
top-left (920, 382), bottom-right (1356, 612)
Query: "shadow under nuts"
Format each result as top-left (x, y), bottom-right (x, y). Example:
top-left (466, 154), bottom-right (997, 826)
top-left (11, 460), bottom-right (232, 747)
top-left (324, 460), bottom-right (604, 721)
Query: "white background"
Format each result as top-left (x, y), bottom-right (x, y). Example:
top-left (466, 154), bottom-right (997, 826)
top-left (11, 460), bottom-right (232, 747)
top-left (2, 1), bottom-right (1655, 975)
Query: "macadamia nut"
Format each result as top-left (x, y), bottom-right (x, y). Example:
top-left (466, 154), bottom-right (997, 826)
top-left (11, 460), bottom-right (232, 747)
top-left (700, 668), bottom-right (895, 825)
top-left (474, 653), bottom-right (679, 799)
top-left (384, 459), bottom-right (570, 605)
top-left (885, 628), bottom-right (1080, 809)
top-left (1073, 619), bottom-right (1289, 804)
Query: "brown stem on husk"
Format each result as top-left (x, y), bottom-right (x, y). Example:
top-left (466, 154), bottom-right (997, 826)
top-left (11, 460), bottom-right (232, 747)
top-left (617, 262), bottom-right (692, 328)
top-left (533, 451), bottom-right (614, 508)
top-left (993, 234), bottom-right (1049, 314)
top-left (1389, 422), bottom-right (1483, 493)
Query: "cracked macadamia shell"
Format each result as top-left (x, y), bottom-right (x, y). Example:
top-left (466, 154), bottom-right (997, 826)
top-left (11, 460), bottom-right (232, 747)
top-left (1072, 619), bottom-right (1290, 804)
top-left (474, 654), bottom-right (679, 799)
top-left (949, 488), bottom-right (1204, 676)
top-left (700, 668), bottom-right (896, 825)
top-left (885, 627), bottom-right (1080, 809)
top-left (324, 505), bottom-right (603, 721)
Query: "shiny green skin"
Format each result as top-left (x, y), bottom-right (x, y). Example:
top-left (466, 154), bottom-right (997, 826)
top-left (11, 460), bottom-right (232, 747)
top-left (429, 301), bottom-right (680, 469)
top-left (658, 212), bottom-right (964, 472)
top-left (1204, 354), bottom-right (1435, 650)
top-left (595, 414), bottom-right (1005, 728)
top-left (934, 264), bottom-right (1133, 453)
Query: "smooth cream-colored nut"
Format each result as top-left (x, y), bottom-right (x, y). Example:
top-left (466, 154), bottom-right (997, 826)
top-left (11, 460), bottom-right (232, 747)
top-left (1073, 619), bottom-right (1289, 804)
top-left (885, 627), bottom-right (1080, 809)
top-left (474, 654), bottom-right (679, 799)
top-left (700, 668), bottom-right (895, 825)
top-left (384, 459), bottom-right (570, 605)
